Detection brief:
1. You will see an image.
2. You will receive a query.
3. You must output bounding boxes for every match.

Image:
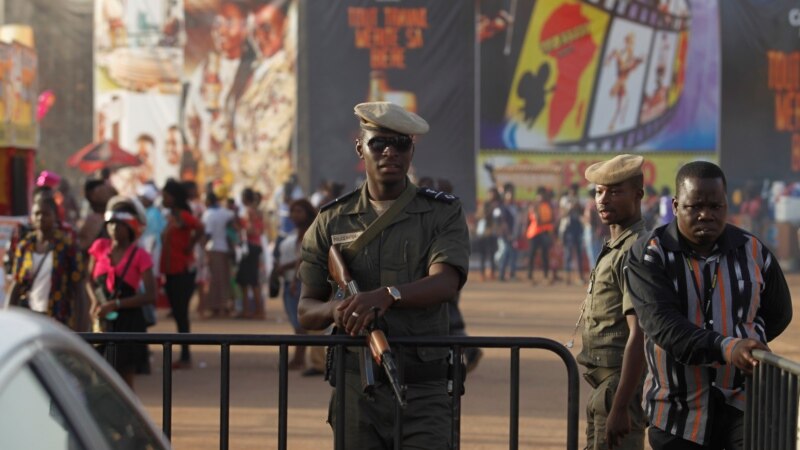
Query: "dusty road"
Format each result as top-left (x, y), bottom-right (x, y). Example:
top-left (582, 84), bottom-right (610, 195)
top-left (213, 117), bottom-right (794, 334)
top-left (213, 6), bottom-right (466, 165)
top-left (135, 273), bottom-right (800, 449)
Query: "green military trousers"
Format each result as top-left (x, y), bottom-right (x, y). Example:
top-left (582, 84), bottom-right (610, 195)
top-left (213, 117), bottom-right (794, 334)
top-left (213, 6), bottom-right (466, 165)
top-left (328, 368), bottom-right (452, 449)
top-left (585, 371), bottom-right (646, 450)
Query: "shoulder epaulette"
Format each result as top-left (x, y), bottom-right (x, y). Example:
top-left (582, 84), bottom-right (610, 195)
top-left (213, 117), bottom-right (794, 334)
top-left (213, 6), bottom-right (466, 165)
top-left (319, 188), bottom-right (359, 212)
top-left (417, 187), bottom-right (458, 204)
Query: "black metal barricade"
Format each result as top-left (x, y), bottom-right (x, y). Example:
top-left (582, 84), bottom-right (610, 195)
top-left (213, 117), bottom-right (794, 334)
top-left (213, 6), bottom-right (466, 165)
top-left (80, 333), bottom-right (580, 450)
top-left (745, 349), bottom-right (800, 450)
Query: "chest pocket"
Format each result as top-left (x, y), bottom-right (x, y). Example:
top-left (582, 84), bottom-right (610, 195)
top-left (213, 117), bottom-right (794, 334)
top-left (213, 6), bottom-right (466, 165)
top-left (589, 276), bottom-right (622, 322)
top-left (378, 219), bottom-right (426, 287)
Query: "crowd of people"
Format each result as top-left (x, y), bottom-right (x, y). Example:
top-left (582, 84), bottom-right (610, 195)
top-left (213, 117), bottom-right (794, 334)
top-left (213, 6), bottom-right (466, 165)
top-left (1, 100), bottom-right (796, 450)
top-left (0, 168), bottom-right (351, 384)
top-left (473, 179), bottom-right (684, 285)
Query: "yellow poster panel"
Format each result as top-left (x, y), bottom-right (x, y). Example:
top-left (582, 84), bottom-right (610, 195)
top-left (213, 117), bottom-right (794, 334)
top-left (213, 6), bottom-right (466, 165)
top-left (0, 43), bottom-right (11, 146)
top-left (505, 1), bottom-right (608, 146)
top-left (477, 151), bottom-right (718, 202)
top-left (10, 43), bottom-right (36, 149)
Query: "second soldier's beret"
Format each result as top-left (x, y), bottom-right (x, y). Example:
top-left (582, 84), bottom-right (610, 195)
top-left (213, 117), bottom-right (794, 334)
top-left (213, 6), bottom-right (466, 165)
top-left (584, 154), bottom-right (644, 185)
top-left (354, 102), bottom-right (429, 136)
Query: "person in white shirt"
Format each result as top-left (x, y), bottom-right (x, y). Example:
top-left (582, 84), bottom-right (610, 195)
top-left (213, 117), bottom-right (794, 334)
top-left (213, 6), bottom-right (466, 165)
top-left (274, 198), bottom-right (316, 369)
top-left (201, 191), bottom-right (236, 317)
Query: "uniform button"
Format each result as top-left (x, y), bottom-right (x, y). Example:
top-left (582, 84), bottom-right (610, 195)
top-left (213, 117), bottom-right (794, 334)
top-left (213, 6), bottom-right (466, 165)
top-left (709, 320), bottom-right (714, 325)
top-left (711, 382), bottom-right (716, 387)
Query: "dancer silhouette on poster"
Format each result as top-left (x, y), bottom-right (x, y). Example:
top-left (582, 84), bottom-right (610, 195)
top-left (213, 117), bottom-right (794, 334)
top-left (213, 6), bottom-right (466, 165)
top-left (604, 32), bottom-right (643, 132)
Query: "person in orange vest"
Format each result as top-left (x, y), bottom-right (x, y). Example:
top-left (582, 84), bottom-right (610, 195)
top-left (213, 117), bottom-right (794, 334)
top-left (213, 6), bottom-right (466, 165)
top-left (526, 186), bottom-right (554, 284)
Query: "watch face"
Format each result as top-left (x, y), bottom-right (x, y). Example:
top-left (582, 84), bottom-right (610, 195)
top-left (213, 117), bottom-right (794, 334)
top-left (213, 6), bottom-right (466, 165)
top-left (388, 286), bottom-right (401, 301)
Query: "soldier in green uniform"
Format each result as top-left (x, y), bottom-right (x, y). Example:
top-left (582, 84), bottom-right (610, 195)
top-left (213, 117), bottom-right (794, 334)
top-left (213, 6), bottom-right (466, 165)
top-left (298, 102), bottom-right (470, 449)
top-left (578, 154), bottom-right (647, 450)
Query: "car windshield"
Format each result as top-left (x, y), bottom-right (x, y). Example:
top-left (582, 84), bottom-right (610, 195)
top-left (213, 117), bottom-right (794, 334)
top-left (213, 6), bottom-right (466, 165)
top-left (0, 365), bottom-right (85, 449)
top-left (48, 349), bottom-right (166, 450)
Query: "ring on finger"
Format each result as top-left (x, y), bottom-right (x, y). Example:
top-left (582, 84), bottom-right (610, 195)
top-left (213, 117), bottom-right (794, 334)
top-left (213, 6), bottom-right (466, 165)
top-left (351, 311), bottom-right (359, 318)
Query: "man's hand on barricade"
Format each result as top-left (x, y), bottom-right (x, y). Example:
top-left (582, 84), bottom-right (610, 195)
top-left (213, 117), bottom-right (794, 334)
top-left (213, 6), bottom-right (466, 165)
top-left (338, 290), bottom-right (393, 336)
top-left (727, 338), bottom-right (769, 374)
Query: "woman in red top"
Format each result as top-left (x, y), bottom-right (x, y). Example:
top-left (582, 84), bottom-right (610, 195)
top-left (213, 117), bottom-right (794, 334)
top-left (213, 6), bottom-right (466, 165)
top-left (161, 179), bottom-right (202, 369)
top-left (86, 196), bottom-right (155, 388)
top-left (235, 188), bottom-right (265, 319)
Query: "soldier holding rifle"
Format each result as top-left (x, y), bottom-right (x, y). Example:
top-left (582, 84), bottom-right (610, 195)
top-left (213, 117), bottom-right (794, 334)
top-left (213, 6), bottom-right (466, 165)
top-left (298, 102), bottom-right (470, 449)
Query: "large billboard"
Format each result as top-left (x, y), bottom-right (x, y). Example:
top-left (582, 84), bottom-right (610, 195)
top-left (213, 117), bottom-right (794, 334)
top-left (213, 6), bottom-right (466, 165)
top-left (182, 0), bottom-right (297, 202)
top-left (720, 0), bottom-right (800, 187)
top-left (480, 0), bottom-right (718, 152)
top-left (94, 0), bottom-right (184, 194)
top-left (94, 0), bottom-right (297, 202)
top-left (301, 0), bottom-right (476, 207)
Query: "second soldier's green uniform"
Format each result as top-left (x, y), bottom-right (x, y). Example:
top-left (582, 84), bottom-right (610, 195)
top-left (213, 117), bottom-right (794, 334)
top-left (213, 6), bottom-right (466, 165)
top-left (298, 179), bottom-right (470, 449)
top-left (578, 219), bottom-right (647, 450)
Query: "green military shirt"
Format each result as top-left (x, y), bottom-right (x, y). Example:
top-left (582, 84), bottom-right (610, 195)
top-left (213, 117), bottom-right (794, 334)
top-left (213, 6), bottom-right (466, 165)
top-left (298, 180), bottom-right (470, 363)
top-left (577, 219), bottom-right (646, 369)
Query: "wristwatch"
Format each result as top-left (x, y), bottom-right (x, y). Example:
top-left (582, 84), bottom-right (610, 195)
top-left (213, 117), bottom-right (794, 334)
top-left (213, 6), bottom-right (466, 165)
top-left (386, 286), bottom-right (402, 304)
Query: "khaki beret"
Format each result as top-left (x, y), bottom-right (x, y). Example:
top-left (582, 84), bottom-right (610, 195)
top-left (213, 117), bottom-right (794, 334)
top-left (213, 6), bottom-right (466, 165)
top-left (354, 101), bottom-right (429, 135)
top-left (584, 154), bottom-right (644, 185)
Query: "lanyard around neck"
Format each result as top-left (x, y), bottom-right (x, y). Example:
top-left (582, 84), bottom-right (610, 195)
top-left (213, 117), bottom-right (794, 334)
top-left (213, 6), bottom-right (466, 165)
top-left (685, 255), bottom-right (718, 323)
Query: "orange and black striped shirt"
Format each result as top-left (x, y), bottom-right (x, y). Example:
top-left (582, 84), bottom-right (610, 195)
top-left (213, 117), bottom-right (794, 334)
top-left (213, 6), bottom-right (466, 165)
top-left (625, 221), bottom-right (792, 445)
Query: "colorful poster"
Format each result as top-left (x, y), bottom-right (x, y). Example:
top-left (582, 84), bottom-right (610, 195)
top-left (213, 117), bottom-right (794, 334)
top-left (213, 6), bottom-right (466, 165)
top-left (505, 1), bottom-right (609, 147)
top-left (480, 0), bottom-right (718, 152)
top-left (302, 0), bottom-right (476, 208)
top-left (0, 43), bottom-right (11, 147)
top-left (182, 0), bottom-right (297, 204)
top-left (94, 0), bottom-right (184, 194)
top-left (477, 151), bottom-right (717, 202)
top-left (720, 0), bottom-right (800, 187)
top-left (9, 43), bottom-right (37, 149)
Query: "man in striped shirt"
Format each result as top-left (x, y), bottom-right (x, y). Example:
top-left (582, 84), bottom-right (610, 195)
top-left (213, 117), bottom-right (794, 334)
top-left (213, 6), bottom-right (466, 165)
top-left (626, 161), bottom-right (792, 449)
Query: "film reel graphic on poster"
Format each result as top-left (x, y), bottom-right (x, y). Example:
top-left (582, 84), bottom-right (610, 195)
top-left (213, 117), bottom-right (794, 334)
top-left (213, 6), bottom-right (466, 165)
top-left (501, 0), bottom-right (692, 152)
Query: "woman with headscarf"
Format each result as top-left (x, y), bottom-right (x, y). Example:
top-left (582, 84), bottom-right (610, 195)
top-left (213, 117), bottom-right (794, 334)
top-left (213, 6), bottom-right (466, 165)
top-left (6, 193), bottom-right (85, 329)
top-left (161, 179), bottom-right (202, 369)
top-left (85, 196), bottom-right (155, 388)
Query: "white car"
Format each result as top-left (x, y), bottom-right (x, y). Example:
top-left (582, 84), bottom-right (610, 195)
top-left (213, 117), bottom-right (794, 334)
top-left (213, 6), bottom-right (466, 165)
top-left (0, 309), bottom-right (170, 450)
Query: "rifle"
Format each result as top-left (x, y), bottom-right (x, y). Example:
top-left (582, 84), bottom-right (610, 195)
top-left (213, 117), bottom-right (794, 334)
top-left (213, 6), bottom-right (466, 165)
top-left (328, 245), bottom-right (407, 408)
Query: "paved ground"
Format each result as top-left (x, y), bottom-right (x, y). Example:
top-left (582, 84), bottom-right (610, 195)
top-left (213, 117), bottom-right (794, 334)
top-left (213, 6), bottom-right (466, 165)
top-left (135, 272), bottom-right (800, 450)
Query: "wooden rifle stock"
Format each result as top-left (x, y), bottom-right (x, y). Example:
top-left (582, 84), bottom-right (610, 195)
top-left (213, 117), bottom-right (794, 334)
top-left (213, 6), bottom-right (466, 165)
top-left (328, 246), bottom-right (406, 407)
top-left (367, 327), bottom-right (407, 408)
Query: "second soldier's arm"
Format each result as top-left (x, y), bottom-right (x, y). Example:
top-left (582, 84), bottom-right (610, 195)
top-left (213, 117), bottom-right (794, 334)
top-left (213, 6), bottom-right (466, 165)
top-left (605, 313), bottom-right (645, 448)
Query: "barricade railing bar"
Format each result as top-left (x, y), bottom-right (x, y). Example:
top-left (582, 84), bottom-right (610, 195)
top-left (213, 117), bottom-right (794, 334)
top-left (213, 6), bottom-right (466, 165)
top-left (79, 333), bottom-right (580, 450)
top-left (745, 349), bottom-right (800, 450)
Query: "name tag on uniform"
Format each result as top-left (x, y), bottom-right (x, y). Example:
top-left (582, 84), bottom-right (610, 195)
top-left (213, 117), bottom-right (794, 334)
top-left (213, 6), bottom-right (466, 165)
top-left (332, 232), bottom-right (362, 245)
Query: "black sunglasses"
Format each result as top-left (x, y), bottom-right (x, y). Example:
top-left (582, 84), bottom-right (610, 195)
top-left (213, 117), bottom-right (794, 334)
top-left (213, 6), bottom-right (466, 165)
top-left (364, 135), bottom-right (414, 153)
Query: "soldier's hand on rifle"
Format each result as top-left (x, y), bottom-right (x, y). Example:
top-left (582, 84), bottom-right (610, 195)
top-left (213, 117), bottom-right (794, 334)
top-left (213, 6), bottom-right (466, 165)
top-left (338, 289), bottom-right (394, 336)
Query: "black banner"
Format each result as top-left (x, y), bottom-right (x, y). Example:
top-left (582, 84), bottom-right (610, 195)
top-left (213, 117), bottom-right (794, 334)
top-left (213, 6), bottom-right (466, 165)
top-left (720, 1), bottom-right (800, 187)
top-left (299, 0), bottom-right (475, 208)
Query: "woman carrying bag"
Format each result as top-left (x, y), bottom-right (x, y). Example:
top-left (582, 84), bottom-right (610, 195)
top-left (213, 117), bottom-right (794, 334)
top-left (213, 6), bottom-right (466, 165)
top-left (85, 196), bottom-right (155, 389)
top-left (6, 193), bottom-right (85, 329)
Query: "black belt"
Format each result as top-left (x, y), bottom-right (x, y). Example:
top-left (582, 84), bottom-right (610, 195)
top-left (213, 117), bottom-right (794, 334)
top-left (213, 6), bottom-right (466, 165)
top-left (582, 366), bottom-right (620, 389)
top-left (343, 352), bottom-right (448, 384)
